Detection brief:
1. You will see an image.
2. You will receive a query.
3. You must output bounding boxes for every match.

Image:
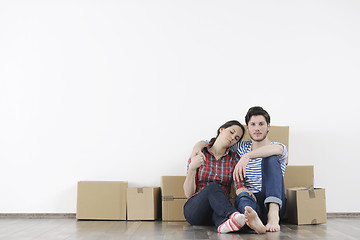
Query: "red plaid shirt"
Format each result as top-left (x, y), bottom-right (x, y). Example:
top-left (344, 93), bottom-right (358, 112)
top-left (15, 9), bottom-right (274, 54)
top-left (187, 142), bottom-right (246, 200)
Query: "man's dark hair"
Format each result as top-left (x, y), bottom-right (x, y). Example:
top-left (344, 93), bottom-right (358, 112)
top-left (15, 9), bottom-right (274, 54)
top-left (245, 106), bottom-right (270, 125)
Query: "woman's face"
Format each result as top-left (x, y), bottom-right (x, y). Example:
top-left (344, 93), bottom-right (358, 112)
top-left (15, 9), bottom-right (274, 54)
top-left (218, 125), bottom-right (243, 147)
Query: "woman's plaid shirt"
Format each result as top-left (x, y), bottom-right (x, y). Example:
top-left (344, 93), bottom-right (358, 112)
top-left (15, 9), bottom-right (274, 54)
top-left (187, 142), bottom-right (246, 200)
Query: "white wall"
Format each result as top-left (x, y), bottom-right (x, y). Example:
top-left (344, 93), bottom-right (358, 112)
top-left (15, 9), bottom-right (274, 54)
top-left (1, 0), bottom-right (359, 213)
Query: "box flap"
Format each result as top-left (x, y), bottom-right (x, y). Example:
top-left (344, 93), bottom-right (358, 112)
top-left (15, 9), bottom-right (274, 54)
top-left (161, 176), bottom-right (186, 199)
top-left (284, 165), bottom-right (314, 191)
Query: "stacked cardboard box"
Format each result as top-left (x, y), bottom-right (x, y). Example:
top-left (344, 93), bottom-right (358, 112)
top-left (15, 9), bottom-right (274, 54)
top-left (284, 166), bottom-right (327, 225)
top-left (161, 176), bottom-right (186, 221)
top-left (127, 187), bottom-right (161, 220)
top-left (76, 181), bottom-right (128, 220)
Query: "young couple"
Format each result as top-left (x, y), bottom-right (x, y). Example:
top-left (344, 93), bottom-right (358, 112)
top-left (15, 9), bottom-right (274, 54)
top-left (183, 106), bottom-right (288, 234)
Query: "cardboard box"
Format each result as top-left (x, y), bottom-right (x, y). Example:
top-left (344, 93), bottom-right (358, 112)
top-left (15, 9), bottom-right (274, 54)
top-left (286, 187), bottom-right (327, 225)
top-left (76, 181), bottom-right (128, 220)
top-left (283, 165), bottom-right (314, 220)
top-left (162, 199), bottom-right (187, 221)
top-left (161, 176), bottom-right (186, 221)
top-left (127, 187), bottom-right (161, 220)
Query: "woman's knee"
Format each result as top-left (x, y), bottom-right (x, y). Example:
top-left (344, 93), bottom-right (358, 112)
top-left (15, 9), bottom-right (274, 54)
top-left (206, 182), bottom-right (222, 192)
top-left (184, 204), bottom-right (212, 225)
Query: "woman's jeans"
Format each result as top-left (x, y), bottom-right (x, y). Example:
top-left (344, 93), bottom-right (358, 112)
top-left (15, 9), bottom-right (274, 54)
top-left (234, 155), bottom-right (286, 224)
top-left (183, 182), bottom-right (238, 228)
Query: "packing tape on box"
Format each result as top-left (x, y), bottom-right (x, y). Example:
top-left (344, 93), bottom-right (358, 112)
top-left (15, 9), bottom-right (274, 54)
top-left (162, 196), bottom-right (174, 201)
top-left (307, 186), bottom-right (315, 198)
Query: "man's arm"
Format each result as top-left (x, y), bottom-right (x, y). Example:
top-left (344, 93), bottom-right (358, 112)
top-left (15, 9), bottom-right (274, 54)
top-left (233, 143), bottom-right (285, 182)
top-left (190, 141), bottom-right (207, 159)
top-left (245, 144), bottom-right (284, 159)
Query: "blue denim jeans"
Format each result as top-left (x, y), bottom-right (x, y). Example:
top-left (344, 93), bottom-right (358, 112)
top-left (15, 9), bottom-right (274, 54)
top-left (234, 155), bottom-right (286, 225)
top-left (183, 182), bottom-right (238, 228)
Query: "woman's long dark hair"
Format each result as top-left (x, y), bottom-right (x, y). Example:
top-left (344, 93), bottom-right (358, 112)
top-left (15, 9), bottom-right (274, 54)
top-left (209, 120), bottom-right (245, 145)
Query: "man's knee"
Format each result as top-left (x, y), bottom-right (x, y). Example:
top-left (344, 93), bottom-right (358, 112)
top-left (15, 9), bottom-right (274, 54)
top-left (262, 155), bottom-right (281, 170)
top-left (264, 155), bottom-right (280, 163)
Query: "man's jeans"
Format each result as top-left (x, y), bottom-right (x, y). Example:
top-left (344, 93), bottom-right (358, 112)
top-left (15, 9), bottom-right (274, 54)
top-left (234, 155), bottom-right (286, 224)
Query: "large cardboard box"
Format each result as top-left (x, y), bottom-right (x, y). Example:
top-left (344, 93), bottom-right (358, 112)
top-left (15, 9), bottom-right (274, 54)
top-left (287, 187), bottom-right (327, 225)
top-left (161, 176), bottom-right (186, 221)
top-left (127, 187), bottom-right (161, 220)
top-left (76, 181), bottom-right (128, 220)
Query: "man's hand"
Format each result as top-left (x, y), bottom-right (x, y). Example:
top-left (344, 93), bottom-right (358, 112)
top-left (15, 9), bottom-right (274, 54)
top-left (191, 142), bottom-right (206, 160)
top-left (236, 187), bottom-right (257, 202)
top-left (233, 153), bottom-right (250, 182)
top-left (189, 151), bottom-right (204, 171)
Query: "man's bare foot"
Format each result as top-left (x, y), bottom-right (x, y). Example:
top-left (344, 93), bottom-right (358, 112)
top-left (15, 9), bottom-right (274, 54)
top-left (266, 203), bottom-right (280, 232)
top-left (266, 215), bottom-right (280, 232)
top-left (244, 206), bottom-right (266, 234)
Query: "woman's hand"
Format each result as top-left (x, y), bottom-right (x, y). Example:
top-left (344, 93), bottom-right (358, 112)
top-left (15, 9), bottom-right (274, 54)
top-left (189, 151), bottom-right (204, 171)
top-left (233, 153), bottom-right (250, 182)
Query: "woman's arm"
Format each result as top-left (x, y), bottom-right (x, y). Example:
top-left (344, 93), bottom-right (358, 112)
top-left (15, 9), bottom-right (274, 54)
top-left (183, 152), bottom-right (204, 198)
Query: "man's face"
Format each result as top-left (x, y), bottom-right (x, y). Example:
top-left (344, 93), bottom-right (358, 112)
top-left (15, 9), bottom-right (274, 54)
top-left (247, 115), bottom-right (270, 142)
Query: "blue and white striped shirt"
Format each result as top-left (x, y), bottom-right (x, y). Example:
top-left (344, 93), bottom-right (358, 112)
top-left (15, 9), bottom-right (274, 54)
top-left (231, 140), bottom-right (288, 193)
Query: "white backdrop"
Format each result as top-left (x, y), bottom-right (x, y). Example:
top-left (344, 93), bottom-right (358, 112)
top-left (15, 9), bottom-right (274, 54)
top-left (1, 0), bottom-right (359, 213)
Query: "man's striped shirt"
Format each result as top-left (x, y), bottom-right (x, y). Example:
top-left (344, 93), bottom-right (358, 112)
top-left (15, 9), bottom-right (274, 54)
top-left (232, 140), bottom-right (288, 193)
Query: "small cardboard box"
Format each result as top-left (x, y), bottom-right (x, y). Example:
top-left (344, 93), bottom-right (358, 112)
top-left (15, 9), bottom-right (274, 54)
top-left (127, 187), bottom-right (161, 220)
top-left (283, 165), bottom-right (314, 220)
top-left (76, 181), bottom-right (128, 220)
top-left (161, 176), bottom-right (186, 221)
top-left (287, 187), bottom-right (327, 225)
top-left (162, 198), bottom-right (187, 221)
